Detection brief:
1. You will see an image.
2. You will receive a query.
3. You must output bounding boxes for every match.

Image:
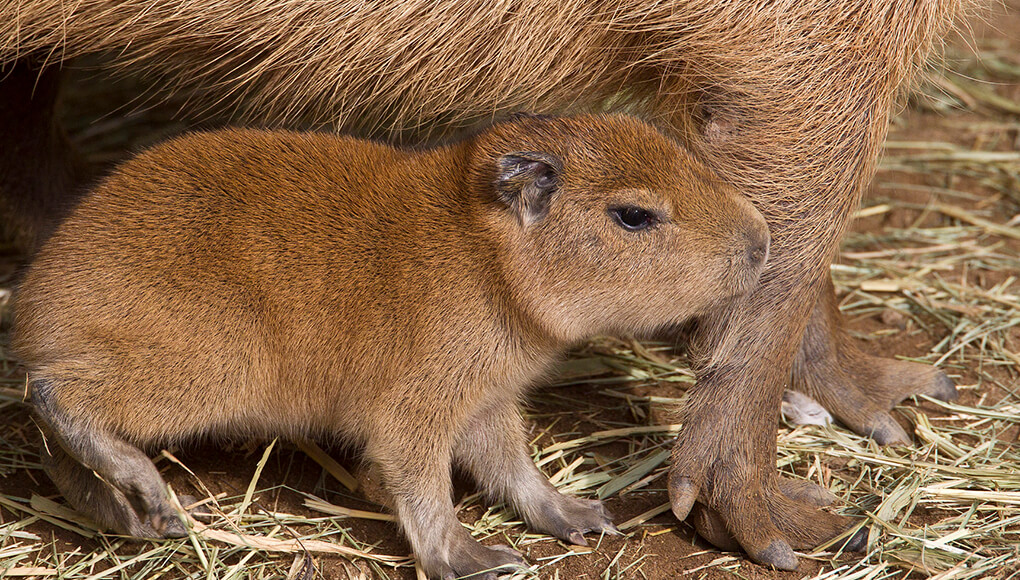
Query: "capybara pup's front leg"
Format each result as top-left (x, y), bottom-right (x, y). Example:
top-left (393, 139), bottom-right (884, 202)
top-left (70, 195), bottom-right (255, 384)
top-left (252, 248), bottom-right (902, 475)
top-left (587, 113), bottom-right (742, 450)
top-left (453, 400), bottom-right (618, 546)
top-left (369, 428), bottom-right (525, 580)
top-left (31, 379), bottom-right (185, 538)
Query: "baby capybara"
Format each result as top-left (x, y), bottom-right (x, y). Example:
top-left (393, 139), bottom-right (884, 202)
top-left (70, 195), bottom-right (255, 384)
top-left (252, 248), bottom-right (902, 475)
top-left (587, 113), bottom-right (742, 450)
top-left (14, 114), bottom-right (769, 580)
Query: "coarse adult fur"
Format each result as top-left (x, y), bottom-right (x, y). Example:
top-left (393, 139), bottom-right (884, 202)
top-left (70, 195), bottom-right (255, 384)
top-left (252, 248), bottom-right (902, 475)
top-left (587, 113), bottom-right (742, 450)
top-left (0, 0), bottom-right (969, 569)
top-left (14, 113), bottom-right (769, 580)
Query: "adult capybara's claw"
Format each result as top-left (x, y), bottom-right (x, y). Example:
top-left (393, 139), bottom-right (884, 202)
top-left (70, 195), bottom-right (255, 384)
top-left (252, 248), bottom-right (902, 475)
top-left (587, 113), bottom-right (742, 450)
top-left (753, 540), bottom-right (799, 571)
top-left (668, 473), bottom-right (699, 521)
top-left (777, 477), bottom-right (836, 507)
top-left (684, 475), bottom-right (859, 566)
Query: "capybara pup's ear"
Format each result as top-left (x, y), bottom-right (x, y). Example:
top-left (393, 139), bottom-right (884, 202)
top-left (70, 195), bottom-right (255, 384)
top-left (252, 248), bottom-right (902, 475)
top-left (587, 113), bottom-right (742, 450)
top-left (495, 151), bottom-right (562, 226)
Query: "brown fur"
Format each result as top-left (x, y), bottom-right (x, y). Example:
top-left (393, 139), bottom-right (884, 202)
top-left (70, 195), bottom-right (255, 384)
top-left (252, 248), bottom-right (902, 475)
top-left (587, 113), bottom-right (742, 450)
top-left (13, 113), bottom-right (770, 580)
top-left (0, 0), bottom-right (971, 568)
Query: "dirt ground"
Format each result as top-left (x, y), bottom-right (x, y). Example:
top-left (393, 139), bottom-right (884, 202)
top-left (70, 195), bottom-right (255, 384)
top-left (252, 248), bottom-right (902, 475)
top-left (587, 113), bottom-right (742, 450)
top-left (0, 3), bottom-right (1017, 580)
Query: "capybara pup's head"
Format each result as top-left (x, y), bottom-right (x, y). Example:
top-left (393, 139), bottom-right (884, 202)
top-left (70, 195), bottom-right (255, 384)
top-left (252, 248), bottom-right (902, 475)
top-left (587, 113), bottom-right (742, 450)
top-left (470, 113), bottom-right (769, 341)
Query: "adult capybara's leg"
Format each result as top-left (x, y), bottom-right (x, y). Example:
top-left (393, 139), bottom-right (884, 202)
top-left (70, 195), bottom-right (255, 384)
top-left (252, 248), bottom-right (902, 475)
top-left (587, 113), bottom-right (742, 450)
top-left (657, 1), bottom-right (963, 569)
top-left (670, 299), bottom-right (860, 569)
top-left (453, 400), bottom-right (617, 546)
top-left (790, 277), bottom-right (958, 444)
top-left (0, 62), bottom-right (89, 254)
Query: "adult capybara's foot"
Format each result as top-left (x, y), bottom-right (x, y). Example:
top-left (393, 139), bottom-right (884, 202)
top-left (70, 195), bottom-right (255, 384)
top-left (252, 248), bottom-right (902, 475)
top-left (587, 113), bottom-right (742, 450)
top-left (670, 440), bottom-right (857, 571)
top-left (790, 279), bottom-right (958, 444)
top-left (793, 338), bottom-right (958, 444)
top-left (685, 476), bottom-right (857, 560)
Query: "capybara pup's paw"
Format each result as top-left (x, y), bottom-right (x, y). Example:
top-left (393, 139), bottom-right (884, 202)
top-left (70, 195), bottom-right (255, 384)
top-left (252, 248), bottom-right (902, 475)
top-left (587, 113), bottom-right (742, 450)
top-left (439, 540), bottom-right (526, 580)
top-left (529, 495), bottom-right (619, 546)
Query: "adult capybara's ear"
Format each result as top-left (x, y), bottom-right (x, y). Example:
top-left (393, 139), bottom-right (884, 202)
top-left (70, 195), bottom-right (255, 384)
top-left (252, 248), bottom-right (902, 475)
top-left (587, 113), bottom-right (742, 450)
top-left (495, 151), bottom-right (562, 226)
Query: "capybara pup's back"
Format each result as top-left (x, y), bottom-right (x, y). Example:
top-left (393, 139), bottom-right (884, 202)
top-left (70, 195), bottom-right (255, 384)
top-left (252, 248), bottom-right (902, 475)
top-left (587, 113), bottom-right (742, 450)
top-left (14, 113), bottom-right (769, 579)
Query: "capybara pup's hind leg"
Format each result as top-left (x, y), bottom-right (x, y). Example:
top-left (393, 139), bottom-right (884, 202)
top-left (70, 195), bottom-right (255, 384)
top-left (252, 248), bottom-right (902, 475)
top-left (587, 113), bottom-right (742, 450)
top-left (31, 379), bottom-right (185, 538)
top-left (39, 442), bottom-right (164, 538)
top-left (454, 401), bottom-right (618, 546)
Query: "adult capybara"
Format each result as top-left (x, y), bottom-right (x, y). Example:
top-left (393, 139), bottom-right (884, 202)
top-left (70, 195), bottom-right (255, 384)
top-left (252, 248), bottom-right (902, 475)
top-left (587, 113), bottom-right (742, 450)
top-left (14, 113), bottom-right (771, 580)
top-left (1, 0), bottom-right (968, 568)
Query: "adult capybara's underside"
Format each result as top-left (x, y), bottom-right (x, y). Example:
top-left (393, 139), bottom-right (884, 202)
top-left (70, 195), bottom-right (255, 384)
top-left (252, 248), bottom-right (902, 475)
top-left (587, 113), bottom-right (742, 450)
top-left (1, 0), bottom-right (967, 570)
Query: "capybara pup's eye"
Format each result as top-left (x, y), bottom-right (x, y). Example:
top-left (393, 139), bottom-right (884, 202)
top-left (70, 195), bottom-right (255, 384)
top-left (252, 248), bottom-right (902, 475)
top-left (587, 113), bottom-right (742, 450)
top-left (610, 206), bottom-right (657, 231)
